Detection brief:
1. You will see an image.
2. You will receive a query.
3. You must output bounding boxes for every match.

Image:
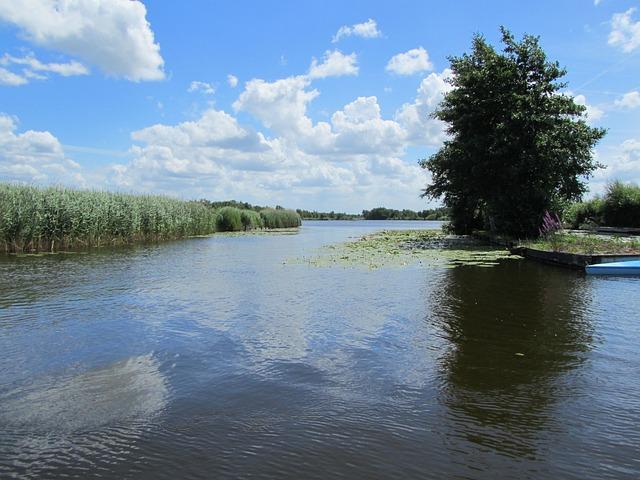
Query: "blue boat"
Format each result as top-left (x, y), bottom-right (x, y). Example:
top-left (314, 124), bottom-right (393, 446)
top-left (586, 260), bottom-right (640, 275)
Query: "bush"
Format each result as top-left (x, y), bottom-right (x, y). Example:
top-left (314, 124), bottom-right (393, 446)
top-left (602, 181), bottom-right (640, 228)
top-left (216, 206), bottom-right (243, 232)
top-left (240, 210), bottom-right (264, 230)
top-left (259, 208), bottom-right (301, 229)
top-left (563, 198), bottom-right (604, 229)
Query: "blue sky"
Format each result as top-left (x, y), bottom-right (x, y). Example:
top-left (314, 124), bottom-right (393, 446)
top-left (0, 0), bottom-right (639, 212)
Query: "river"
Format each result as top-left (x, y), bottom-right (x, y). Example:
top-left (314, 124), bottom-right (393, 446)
top-left (0, 220), bottom-right (638, 479)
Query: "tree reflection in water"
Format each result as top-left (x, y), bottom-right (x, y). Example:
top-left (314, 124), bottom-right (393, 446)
top-left (427, 260), bottom-right (595, 459)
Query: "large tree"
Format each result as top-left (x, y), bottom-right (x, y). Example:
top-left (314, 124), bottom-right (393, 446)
top-left (421, 28), bottom-right (606, 237)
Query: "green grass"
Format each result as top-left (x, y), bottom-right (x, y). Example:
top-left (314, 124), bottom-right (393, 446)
top-left (0, 183), bottom-right (301, 253)
top-left (525, 233), bottom-right (640, 255)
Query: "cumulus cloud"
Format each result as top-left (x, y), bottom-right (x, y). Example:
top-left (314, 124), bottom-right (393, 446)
top-left (188, 81), bottom-right (215, 95)
top-left (386, 47), bottom-right (433, 75)
top-left (0, 113), bottom-right (83, 183)
top-left (233, 75), bottom-right (321, 137)
top-left (592, 139), bottom-right (640, 193)
top-left (608, 8), bottom-right (640, 53)
top-left (227, 74), bottom-right (238, 88)
top-left (395, 69), bottom-right (454, 146)
top-left (332, 19), bottom-right (381, 43)
top-left (108, 65), bottom-right (459, 209)
top-left (614, 90), bottom-right (640, 109)
top-left (573, 93), bottom-right (604, 123)
top-left (308, 50), bottom-right (358, 79)
top-left (0, 0), bottom-right (164, 81)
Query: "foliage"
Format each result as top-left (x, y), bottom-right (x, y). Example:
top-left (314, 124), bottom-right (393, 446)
top-left (525, 233), bottom-right (640, 255)
top-left (421, 27), bottom-right (606, 237)
top-left (563, 198), bottom-right (604, 229)
top-left (0, 183), bottom-right (301, 253)
top-left (296, 209), bottom-right (360, 220)
top-left (240, 209), bottom-right (264, 230)
top-left (216, 206), bottom-right (244, 231)
top-left (361, 207), bottom-right (450, 220)
top-left (563, 181), bottom-right (640, 229)
top-left (602, 181), bottom-right (640, 227)
top-left (0, 183), bottom-right (218, 253)
top-left (260, 208), bottom-right (302, 229)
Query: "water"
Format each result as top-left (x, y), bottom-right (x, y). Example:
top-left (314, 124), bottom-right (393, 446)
top-left (0, 220), bottom-right (638, 479)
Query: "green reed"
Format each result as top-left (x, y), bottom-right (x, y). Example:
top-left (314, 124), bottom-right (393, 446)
top-left (0, 184), bottom-right (301, 253)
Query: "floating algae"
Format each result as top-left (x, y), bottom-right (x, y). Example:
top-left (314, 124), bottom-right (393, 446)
top-left (289, 230), bottom-right (518, 270)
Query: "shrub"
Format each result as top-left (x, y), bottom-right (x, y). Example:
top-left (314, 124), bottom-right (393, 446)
top-left (602, 181), bottom-right (640, 228)
top-left (259, 208), bottom-right (302, 229)
top-left (240, 210), bottom-right (264, 230)
top-left (563, 198), bottom-right (604, 229)
top-left (216, 206), bottom-right (243, 232)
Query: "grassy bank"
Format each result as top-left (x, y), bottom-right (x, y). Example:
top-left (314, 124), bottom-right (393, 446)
top-left (524, 232), bottom-right (640, 255)
top-left (0, 184), bottom-right (301, 253)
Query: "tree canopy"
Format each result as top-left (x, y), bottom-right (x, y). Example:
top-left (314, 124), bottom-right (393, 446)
top-left (421, 27), bottom-right (606, 237)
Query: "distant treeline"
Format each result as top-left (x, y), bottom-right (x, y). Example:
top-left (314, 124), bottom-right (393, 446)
top-left (362, 207), bottom-right (450, 221)
top-left (0, 184), bottom-right (300, 254)
top-left (297, 207), bottom-right (450, 221)
top-left (296, 209), bottom-right (360, 220)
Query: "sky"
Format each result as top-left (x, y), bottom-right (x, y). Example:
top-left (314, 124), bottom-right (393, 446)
top-left (0, 0), bottom-right (639, 212)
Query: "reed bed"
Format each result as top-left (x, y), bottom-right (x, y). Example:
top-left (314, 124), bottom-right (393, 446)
top-left (0, 184), bottom-right (301, 253)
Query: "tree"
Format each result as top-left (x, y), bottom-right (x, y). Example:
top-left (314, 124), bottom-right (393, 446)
top-left (421, 28), bottom-right (606, 237)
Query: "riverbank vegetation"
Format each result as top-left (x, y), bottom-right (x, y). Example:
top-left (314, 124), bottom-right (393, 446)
top-left (421, 28), bottom-right (605, 238)
top-left (563, 181), bottom-right (640, 229)
top-left (0, 184), bottom-right (301, 253)
top-left (525, 233), bottom-right (640, 255)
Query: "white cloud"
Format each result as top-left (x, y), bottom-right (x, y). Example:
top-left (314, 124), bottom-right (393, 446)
top-left (594, 0), bottom-right (602, 5)
top-left (188, 81), bottom-right (215, 95)
top-left (0, 0), bottom-right (164, 81)
top-left (0, 67), bottom-right (28, 86)
top-left (614, 90), bottom-right (640, 109)
top-left (592, 139), bottom-right (640, 192)
top-left (332, 19), bottom-right (381, 43)
top-left (395, 69), bottom-right (454, 146)
top-left (233, 75), bottom-right (320, 137)
top-left (1, 53), bottom-right (88, 77)
top-left (0, 113), bottom-right (83, 183)
top-left (573, 94), bottom-right (604, 123)
top-left (608, 8), bottom-right (640, 53)
top-left (227, 74), bottom-right (238, 88)
top-left (308, 50), bottom-right (358, 79)
top-left (386, 47), bottom-right (433, 76)
top-left (107, 66), bottom-right (458, 209)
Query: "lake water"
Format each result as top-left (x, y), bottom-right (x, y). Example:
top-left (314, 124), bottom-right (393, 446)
top-left (0, 220), bottom-right (638, 479)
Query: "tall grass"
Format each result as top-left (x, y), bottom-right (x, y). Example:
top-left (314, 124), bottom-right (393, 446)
top-left (0, 184), bottom-right (301, 253)
top-left (260, 208), bottom-right (301, 229)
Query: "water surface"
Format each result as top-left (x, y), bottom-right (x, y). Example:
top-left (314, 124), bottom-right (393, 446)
top-left (1, 221), bottom-right (638, 479)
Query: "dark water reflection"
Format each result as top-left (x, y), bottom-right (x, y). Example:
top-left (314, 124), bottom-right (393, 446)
top-left (0, 221), bottom-right (638, 479)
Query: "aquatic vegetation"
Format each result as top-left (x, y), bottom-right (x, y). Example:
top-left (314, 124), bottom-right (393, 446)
top-left (0, 183), bottom-right (301, 253)
top-left (290, 230), bottom-right (516, 270)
